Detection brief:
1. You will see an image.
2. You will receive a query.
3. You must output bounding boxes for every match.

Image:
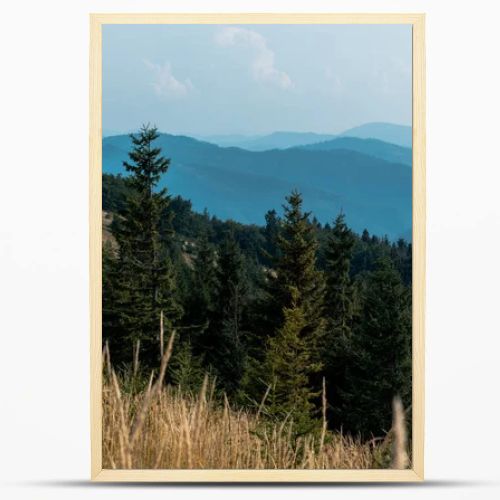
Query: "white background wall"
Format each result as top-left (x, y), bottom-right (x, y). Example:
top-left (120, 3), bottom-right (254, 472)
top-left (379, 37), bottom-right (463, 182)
top-left (1, 0), bottom-right (499, 498)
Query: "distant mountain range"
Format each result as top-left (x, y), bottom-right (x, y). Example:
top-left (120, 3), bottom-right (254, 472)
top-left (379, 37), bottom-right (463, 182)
top-left (201, 122), bottom-right (412, 150)
top-left (297, 137), bottom-right (412, 166)
top-left (338, 122), bottom-right (412, 148)
top-left (202, 131), bottom-right (337, 151)
top-left (103, 128), bottom-right (412, 240)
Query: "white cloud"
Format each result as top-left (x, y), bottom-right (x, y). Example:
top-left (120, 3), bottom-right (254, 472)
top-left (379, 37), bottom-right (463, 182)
top-left (215, 27), bottom-right (293, 89)
top-left (144, 60), bottom-right (194, 99)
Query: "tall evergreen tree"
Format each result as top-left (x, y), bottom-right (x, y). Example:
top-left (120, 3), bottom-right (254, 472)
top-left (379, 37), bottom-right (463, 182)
top-left (184, 235), bottom-right (217, 348)
top-left (112, 125), bottom-right (182, 365)
top-left (270, 191), bottom-right (325, 332)
top-left (262, 209), bottom-right (281, 266)
top-left (102, 241), bottom-right (127, 360)
top-left (342, 257), bottom-right (412, 436)
top-left (322, 212), bottom-right (356, 424)
top-left (324, 212), bottom-right (356, 337)
top-left (267, 191), bottom-right (326, 345)
top-left (266, 287), bottom-right (321, 435)
top-left (263, 191), bottom-right (326, 427)
top-left (391, 238), bottom-right (412, 286)
top-left (209, 233), bottom-right (248, 394)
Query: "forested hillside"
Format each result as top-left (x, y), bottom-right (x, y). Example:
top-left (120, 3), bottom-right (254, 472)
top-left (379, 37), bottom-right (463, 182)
top-left (102, 126), bottom-right (412, 440)
top-left (102, 132), bottom-right (412, 240)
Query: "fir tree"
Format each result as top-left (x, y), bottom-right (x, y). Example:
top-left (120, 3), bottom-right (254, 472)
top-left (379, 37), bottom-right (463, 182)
top-left (209, 233), bottom-right (248, 394)
top-left (169, 340), bottom-right (205, 394)
top-left (324, 212), bottom-right (356, 336)
top-left (342, 257), bottom-right (412, 436)
top-left (391, 238), bottom-right (412, 286)
top-left (266, 287), bottom-right (321, 435)
top-left (262, 209), bottom-right (281, 266)
top-left (270, 190), bottom-right (325, 350)
top-left (102, 241), bottom-right (127, 361)
top-left (184, 234), bottom-right (217, 352)
top-left (322, 212), bottom-right (356, 424)
top-left (112, 125), bottom-right (182, 366)
top-left (263, 191), bottom-right (326, 428)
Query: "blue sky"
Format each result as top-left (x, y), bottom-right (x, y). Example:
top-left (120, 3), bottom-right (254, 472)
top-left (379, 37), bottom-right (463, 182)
top-left (103, 24), bottom-right (412, 136)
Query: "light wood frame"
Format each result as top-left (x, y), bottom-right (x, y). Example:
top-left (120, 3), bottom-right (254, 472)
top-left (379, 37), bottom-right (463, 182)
top-left (90, 13), bottom-right (425, 482)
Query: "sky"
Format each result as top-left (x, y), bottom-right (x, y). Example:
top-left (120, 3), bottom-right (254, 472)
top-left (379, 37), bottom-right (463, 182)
top-left (103, 24), bottom-right (412, 137)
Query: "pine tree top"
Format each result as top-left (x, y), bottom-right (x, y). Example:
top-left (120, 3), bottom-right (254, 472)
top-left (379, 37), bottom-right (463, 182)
top-left (124, 124), bottom-right (170, 190)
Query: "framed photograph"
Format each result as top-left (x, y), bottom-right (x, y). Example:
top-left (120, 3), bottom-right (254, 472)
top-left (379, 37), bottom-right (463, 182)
top-left (90, 13), bottom-right (425, 482)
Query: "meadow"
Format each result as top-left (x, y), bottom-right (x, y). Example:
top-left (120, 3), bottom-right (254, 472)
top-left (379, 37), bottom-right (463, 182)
top-left (102, 333), bottom-right (410, 470)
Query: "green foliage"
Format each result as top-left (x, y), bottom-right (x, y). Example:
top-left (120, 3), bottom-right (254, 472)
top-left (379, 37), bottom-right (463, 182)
top-left (182, 235), bottom-right (217, 349)
top-left (169, 340), bottom-right (205, 394)
top-left (262, 191), bottom-right (326, 431)
top-left (109, 125), bottom-right (182, 367)
top-left (102, 173), bottom-right (129, 213)
top-left (341, 257), bottom-right (412, 437)
top-left (103, 132), bottom-right (412, 241)
top-left (209, 233), bottom-right (248, 395)
top-left (102, 158), bottom-right (413, 439)
top-left (391, 238), bottom-right (412, 286)
top-left (102, 242), bottom-right (128, 361)
top-left (269, 190), bottom-right (326, 340)
top-left (322, 213), bottom-right (356, 424)
top-left (324, 212), bottom-right (356, 336)
top-left (266, 288), bottom-right (321, 435)
top-left (262, 209), bottom-right (281, 265)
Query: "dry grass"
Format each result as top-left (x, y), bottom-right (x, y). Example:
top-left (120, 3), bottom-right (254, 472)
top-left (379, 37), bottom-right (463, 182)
top-left (390, 396), bottom-right (409, 469)
top-left (102, 335), bottom-right (409, 470)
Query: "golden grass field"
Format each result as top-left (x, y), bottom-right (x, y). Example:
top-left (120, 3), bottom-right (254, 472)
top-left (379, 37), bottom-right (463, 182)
top-left (102, 334), bottom-right (409, 470)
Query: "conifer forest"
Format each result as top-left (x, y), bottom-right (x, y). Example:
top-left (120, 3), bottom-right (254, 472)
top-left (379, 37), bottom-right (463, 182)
top-left (102, 125), bottom-right (412, 469)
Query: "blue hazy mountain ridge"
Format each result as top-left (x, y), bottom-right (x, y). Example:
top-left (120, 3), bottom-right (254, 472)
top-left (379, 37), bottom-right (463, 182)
top-left (102, 133), bottom-right (412, 240)
top-left (297, 137), bottom-right (412, 166)
top-left (202, 123), bottom-right (412, 150)
top-left (202, 131), bottom-right (337, 151)
top-left (339, 122), bottom-right (412, 148)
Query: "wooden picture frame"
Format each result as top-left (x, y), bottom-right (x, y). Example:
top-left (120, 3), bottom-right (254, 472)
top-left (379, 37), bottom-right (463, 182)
top-left (90, 13), bottom-right (425, 482)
